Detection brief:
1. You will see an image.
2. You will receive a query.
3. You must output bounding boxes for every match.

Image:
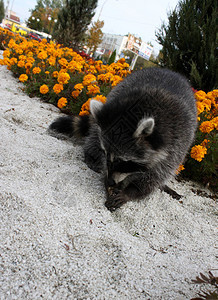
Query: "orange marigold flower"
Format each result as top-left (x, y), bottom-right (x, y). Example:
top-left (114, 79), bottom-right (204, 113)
top-left (200, 139), bottom-right (210, 148)
top-left (190, 145), bottom-right (207, 162)
top-left (53, 84), bottom-right (64, 94)
top-left (52, 71), bottom-right (59, 78)
top-left (176, 164), bottom-right (185, 174)
top-left (57, 72), bottom-right (70, 84)
top-left (212, 89), bottom-right (218, 98)
top-left (196, 101), bottom-right (204, 115)
top-left (194, 90), bottom-right (207, 101)
top-left (17, 60), bottom-right (25, 68)
top-left (94, 95), bottom-right (107, 103)
top-left (111, 75), bottom-right (123, 87)
top-left (9, 58), bottom-right (17, 65)
top-left (202, 99), bottom-right (211, 111)
top-left (211, 116), bottom-right (218, 129)
top-left (82, 74), bottom-right (97, 86)
top-left (25, 62), bottom-right (32, 69)
top-left (19, 74), bottom-right (28, 82)
top-left (79, 110), bottom-right (89, 116)
top-left (118, 58), bottom-right (126, 64)
top-left (199, 121), bottom-right (214, 133)
top-left (33, 67), bottom-right (41, 74)
top-left (58, 58), bottom-right (68, 67)
top-left (74, 83), bottom-right (84, 91)
top-left (48, 56), bottom-right (56, 66)
top-left (86, 84), bottom-right (100, 95)
top-left (72, 90), bottom-right (80, 98)
top-left (37, 51), bottom-right (48, 60)
top-left (40, 84), bottom-right (49, 94)
top-left (79, 95), bottom-right (106, 116)
top-left (57, 97), bottom-right (67, 109)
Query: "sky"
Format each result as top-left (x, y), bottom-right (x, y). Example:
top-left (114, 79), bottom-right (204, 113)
top-left (6, 0), bottom-right (179, 54)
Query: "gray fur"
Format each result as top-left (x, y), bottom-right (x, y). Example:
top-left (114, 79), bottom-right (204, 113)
top-left (49, 68), bottom-right (197, 211)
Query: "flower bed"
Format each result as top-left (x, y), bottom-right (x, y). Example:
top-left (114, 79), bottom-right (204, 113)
top-left (0, 27), bottom-right (217, 189)
top-left (0, 28), bottom-right (130, 115)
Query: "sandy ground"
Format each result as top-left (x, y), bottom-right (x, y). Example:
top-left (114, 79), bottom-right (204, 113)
top-left (0, 53), bottom-right (217, 299)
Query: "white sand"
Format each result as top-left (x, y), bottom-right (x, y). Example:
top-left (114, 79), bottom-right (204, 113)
top-left (0, 53), bottom-right (217, 299)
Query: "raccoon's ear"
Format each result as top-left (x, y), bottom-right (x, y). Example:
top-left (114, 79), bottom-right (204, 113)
top-left (134, 117), bottom-right (155, 138)
top-left (90, 100), bottom-right (104, 119)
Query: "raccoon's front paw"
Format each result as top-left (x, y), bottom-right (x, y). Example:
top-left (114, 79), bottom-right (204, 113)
top-left (105, 188), bottom-right (129, 211)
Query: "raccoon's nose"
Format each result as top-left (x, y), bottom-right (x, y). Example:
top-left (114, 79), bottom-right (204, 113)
top-left (107, 178), bottom-right (116, 187)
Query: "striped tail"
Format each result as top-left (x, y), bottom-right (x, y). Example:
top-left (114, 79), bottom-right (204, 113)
top-left (49, 115), bottom-right (91, 138)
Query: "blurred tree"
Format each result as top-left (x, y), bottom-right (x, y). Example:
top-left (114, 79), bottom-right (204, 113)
top-left (156, 0), bottom-right (217, 91)
top-left (26, 0), bottom-right (63, 34)
top-left (86, 20), bottom-right (104, 54)
top-left (53, 0), bottom-right (98, 49)
top-left (0, 0), bottom-right (5, 23)
top-left (108, 49), bottom-right (116, 65)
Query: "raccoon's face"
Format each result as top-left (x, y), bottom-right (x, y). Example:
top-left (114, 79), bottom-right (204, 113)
top-left (90, 100), bottom-right (167, 186)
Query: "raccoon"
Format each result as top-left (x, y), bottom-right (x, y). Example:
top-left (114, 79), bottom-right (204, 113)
top-left (49, 68), bottom-right (197, 211)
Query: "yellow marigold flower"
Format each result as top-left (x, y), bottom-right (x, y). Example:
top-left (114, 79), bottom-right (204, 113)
top-left (212, 89), bottom-right (218, 98)
top-left (19, 74), bottom-right (28, 82)
top-left (94, 95), bottom-right (107, 103)
top-left (40, 84), bottom-right (49, 94)
top-left (41, 38), bottom-right (47, 44)
top-left (202, 99), bottom-right (211, 111)
top-left (26, 57), bottom-right (35, 64)
top-left (86, 84), bottom-right (100, 96)
top-left (58, 58), bottom-right (68, 67)
top-left (68, 60), bottom-right (83, 72)
top-left (57, 97), bottom-right (67, 109)
top-left (18, 55), bottom-right (26, 61)
top-left (17, 60), bottom-right (25, 68)
top-left (33, 67), bottom-right (41, 74)
top-left (52, 71), bottom-right (59, 78)
top-left (123, 62), bottom-right (129, 68)
top-left (72, 90), bottom-right (80, 98)
top-left (7, 39), bottom-right (16, 48)
top-left (211, 116), bottom-right (218, 129)
top-left (196, 101), bottom-right (204, 115)
top-left (118, 58), bottom-right (126, 64)
top-left (194, 90), bottom-right (206, 101)
top-left (25, 62), bottom-right (32, 69)
top-left (37, 51), bottom-right (48, 60)
top-left (176, 164), bottom-right (185, 174)
top-left (200, 139), bottom-right (210, 148)
top-left (79, 110), bottom-right (89, 116)
top-left (79, 95), bottom-right (106, 116)
top-left (9, 58), bottom-right (17, 65)
top-left (82, 74), bottom-right (97, 86)
top-left (57, 72), bottom-right (70, 85)
top-left (98, 74), bottom-right (107, 82)
top-left (190, 145), bottom-right (207, 162)
top-left (111, 75), bottom-right (123, 87)
top-left (53, 84), bottom-right (64, 94)
top-left (15, 48), bottom-right (23, 55)
top-left (48, 56), bottom-right (56, 66)
top-left (74, 83), bottom-right (84, 91)
top-left (27, 51), bottom-right (33, 57)
top-left (199, 121), bottom-right (214, 133)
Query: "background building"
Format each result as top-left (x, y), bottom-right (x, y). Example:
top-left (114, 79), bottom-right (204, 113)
top-left (95, 32), bottom-right (153, 68)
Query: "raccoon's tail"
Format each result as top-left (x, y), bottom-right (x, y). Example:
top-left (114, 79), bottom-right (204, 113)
top-left (49, 115), bottom-right (91, 138)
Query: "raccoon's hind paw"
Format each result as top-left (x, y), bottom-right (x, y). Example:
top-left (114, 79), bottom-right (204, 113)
top-left (105, 189), bottom-right (129, 211)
